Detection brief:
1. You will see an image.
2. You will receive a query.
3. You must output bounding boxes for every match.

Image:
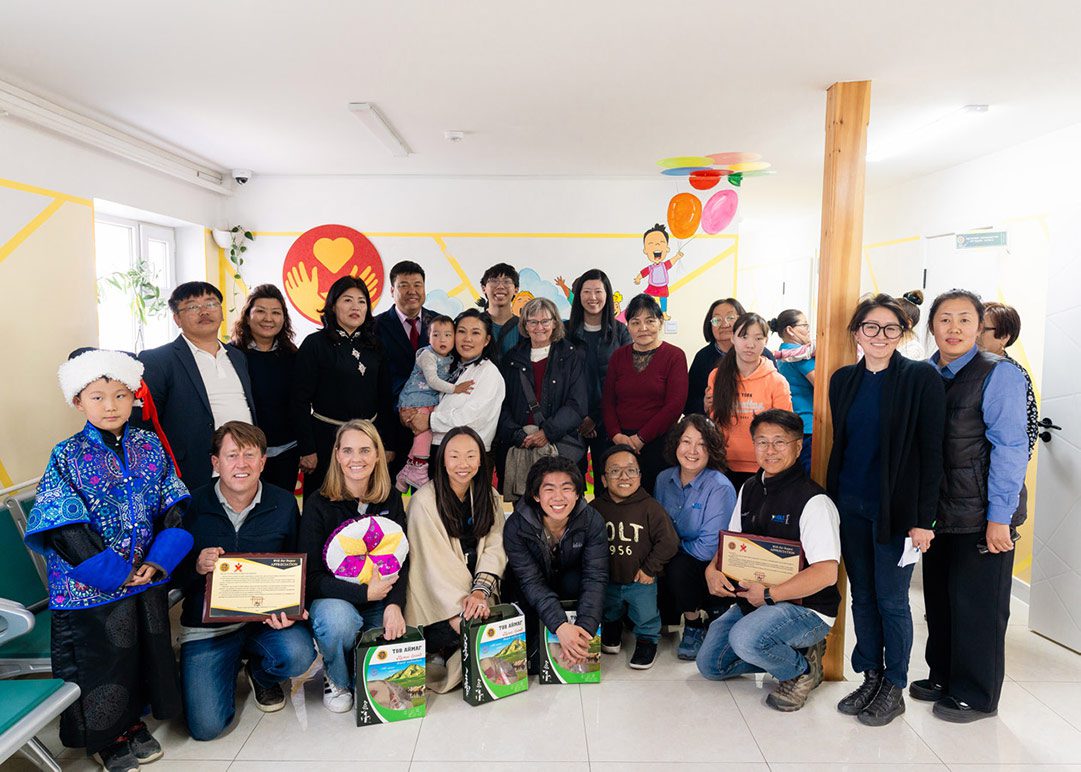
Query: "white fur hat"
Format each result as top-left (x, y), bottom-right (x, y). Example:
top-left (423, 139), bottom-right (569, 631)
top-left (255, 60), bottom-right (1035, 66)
top-left (58, 349), bottom-right (144, 407)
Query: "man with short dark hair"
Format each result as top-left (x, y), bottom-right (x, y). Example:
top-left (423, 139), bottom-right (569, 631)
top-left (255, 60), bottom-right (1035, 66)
top-left (374, 261), bottom-right (434, 474)
top-left (696, 408), bottom-right (841, 713)
top-left (139, 282), bottom-right (256, 489)
top-left (177, 421), bottom-right (313, 741)
top-left (480, 262), bottom-right (521, 355)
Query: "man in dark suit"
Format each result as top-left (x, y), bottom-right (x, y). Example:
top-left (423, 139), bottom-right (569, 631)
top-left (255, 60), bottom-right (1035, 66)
top-left (374, 261), bottom-right (434, 475)
top-left (139, 282), bottom-right (256, 490)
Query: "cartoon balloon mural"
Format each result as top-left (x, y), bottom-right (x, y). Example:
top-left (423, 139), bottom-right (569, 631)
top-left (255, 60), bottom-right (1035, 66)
top-left (666, 193), bottom-right (702, 240)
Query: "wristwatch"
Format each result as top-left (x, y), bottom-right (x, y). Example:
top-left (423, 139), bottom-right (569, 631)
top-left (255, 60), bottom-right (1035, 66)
top-left (763, 588), bottom-right (776, 606)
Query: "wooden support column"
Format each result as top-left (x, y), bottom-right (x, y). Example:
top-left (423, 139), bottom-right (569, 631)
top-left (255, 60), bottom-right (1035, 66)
top-left (811, 80), bottom-right (871, 681)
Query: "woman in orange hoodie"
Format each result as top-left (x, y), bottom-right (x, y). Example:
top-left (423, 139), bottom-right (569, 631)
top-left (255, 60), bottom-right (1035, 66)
top-left (707, 313), bottom-right (793, 489)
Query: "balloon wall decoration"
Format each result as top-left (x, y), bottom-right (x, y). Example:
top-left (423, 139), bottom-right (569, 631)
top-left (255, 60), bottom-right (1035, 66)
top-left (666, 193), bottom-right (702, 240)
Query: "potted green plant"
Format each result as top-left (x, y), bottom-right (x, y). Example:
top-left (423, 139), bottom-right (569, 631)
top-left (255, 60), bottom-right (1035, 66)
top-left (100, 259), bottom-right (167, 351)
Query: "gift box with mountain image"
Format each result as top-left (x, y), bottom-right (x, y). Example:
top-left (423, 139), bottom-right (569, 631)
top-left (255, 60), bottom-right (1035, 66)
top-left (354, 626), bottom-right (426, 726)
top-left (461, 603), bottom-right (529, 706)
top-left (539, 600), bottom-right (601, 685)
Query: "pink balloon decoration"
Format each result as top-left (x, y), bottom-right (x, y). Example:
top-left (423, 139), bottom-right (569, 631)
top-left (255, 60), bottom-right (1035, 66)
top-left (701, 190), bottom-right (739, 234)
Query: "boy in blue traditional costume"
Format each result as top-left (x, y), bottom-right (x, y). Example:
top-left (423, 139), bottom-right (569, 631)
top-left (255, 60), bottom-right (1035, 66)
top-left (25, 349), bottom-right (193, 772)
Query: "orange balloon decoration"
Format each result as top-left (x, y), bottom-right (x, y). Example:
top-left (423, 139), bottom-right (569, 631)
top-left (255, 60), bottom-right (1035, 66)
top-left (667, 193), bottom-right (702, 240)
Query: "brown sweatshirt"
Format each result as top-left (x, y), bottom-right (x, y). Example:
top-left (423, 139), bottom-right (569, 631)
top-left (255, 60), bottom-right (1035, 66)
top-left (591, 487), bottom-right (679, 584)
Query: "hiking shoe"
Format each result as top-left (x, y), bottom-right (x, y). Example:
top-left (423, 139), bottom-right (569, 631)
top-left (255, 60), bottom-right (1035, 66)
top-left (838, 669), bottom-right (883, 715)
top-left (246, 662), bottom-right (286, 712)
top-left (909, 678), bottom-right (946, 702)
top-left (766, 668), bottom-right (819, 712)
top-left (124, 721), bottom-right (162, 763)
top-left (806, 639), bottom-right (827, 688)
top-left (601, 621), bottom-right (622, 654)
top-left (932, 695), bottom-right (997, 723)
top-left (629, 639), bottom-right (658, 670)
top-left (97, 740), bottom-right (139, 772)
top-left (858, 680), bottom-right (905, 726)
top-left (322, 676), bottom-right (353, 713)
top-left (677, 623), bottom-right (706, 661)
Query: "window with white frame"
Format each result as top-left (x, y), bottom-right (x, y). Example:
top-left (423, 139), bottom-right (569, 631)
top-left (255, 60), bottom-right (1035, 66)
top-left (95, 215), bottom-right (177, 353)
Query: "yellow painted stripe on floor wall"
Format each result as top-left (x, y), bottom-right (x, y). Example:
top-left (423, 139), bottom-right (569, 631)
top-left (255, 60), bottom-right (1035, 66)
top-left (0, 198), bottom-right (65, 266)
top-left (0, 177), bottom-right (92, 207)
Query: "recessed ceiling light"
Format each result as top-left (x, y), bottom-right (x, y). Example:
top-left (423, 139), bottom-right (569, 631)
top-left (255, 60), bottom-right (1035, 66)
top-left (444, 130), bottom-right (465, 143)
top-left (348, 102), bottom-right (411, 158)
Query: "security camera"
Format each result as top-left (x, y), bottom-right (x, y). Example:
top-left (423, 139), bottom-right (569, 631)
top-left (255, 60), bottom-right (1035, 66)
top-left (232, 169), bottom-right (253, 185)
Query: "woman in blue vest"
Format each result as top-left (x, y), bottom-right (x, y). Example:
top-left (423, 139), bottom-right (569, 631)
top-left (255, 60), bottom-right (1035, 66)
top-left (914, 288), bottom-right (1029, 723)
top-left (826, 294), bottom-right (946, 726)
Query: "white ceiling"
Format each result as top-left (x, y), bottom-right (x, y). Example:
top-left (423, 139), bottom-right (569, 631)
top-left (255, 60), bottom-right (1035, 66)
top-left (3, 0), bottom-right (1081, 210)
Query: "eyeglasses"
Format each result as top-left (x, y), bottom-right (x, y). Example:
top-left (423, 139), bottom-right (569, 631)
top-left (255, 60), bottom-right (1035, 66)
top-left (753, 438), bottom-right (798, 451)
top-left (791, 322), bottom-right (811, 329)
top-left (485, 278), bottom-right (516, 288)
top-left (605, 467), bottom-right (641, 479)
top-left (525, 318), bottom-right (555, 328)
top-left (709, 315), bottom-right (738, 327)
top-left (179, 301), bottom-right (222, 314)
top-left (859, 321), bottom-right (904, 340)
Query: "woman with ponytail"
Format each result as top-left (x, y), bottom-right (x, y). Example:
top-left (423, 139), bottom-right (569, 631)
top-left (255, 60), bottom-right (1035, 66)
top-left (706, 313), bottom-right (792, 490)
top-left (895, 290), bottom-right (925, 360)
top-left (770, 309), bottom-right (815, 473)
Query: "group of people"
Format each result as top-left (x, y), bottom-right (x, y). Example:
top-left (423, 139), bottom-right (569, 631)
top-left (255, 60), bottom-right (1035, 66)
top-left (23, 223), bottom-right (1035, 771)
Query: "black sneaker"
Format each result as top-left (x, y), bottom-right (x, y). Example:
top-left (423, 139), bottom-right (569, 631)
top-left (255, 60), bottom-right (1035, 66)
top-left (601, 620), bottom-right (622, 654)
top-left (837, 669), bottom-right (883, 716)
top-left (125, 721), bottom-right (163, 763)
top-left (932, 695), bottom-right (997, 723)
top-left (629, 639), bottom-right (658, 670)
top-left (246, 662), bottom-right (287, 712)
top-left (97, 740), bottom-right (139, 772)
top-left (909, 678), bottom-right (946, 702)
top-left (858, 680), bottom-right (905, 726)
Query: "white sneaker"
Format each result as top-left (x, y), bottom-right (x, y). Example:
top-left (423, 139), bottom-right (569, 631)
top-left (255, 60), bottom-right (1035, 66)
top-left (322, 677), bottom-right (353, 713)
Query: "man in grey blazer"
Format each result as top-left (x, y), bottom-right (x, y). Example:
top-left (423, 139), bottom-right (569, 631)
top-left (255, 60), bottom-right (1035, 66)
top-left (139, 282), bottom-right (256, 490)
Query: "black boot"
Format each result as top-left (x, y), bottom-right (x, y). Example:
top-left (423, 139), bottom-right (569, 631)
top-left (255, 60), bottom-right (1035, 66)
top-left (837, 669), bottom-right (883, 716)
top-left (858, 679), bottom-right (906, 726)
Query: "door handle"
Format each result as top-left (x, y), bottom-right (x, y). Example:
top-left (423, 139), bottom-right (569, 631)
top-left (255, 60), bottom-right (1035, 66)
top-left (1039, 418), bottom-right (1062, 431)
top-left (1040, 431), bottom-right (1053, 444)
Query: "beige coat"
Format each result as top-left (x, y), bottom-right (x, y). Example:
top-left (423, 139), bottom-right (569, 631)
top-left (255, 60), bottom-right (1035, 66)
top-left (405, 482), bottom-right (507, 692)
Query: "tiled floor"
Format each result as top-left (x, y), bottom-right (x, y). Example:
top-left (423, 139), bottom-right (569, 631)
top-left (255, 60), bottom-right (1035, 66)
top-left (6, 582), bottom-right (1081, 772)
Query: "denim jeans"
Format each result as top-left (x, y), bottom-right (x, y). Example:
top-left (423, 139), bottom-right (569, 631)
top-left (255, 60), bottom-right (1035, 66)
top-left (839, 502), bottom-right (915, 687)
top-left (309, 598), bottom-right (385, 690)
top-left (696, 602), bottom-right (830, 682)
top-left (603, 581), bottom-right (662, 643)
top-left (180, 623), bottom-right (316, 741)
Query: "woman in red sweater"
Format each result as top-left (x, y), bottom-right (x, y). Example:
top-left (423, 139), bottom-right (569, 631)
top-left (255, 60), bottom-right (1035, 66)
top-left (602, 294), bottom-right (689, 494)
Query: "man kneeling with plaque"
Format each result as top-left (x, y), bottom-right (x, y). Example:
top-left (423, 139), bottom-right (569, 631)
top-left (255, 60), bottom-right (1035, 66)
top-left (177, 422), bottom-right (316, 740)
top-left (697, 409), bottom-right (841, 712)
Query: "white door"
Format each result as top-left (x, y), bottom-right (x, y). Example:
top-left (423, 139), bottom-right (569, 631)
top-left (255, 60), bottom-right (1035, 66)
top-left (1029, 214), bottom-right (1081, 653)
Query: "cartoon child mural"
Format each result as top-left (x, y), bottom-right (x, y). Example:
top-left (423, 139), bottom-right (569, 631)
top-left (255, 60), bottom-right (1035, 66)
top-left (633, 224), bottom-right (684, 320)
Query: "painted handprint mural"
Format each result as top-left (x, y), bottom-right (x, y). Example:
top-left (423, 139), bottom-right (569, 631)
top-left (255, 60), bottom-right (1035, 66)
top-left (282, 224), bottom-right (385, 323)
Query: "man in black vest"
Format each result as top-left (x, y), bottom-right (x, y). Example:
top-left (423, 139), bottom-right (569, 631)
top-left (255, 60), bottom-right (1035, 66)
top-left (374, 261), bottom-right (434, 476)
top-left (697, 409), bottom-right (841, 713)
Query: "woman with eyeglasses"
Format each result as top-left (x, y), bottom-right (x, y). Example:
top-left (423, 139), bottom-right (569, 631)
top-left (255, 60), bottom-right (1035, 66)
top-left (706, 313), bottom-right (793, 490)
top-left (825, 294), bottom-right (946, 726)
top-left (602, 294), bottom-right (689, 494)
top-left (770, 309), bottom-right (816, 473)
top-left (686, 299), bottom-right (776, 417)
top-left (497, 297), bottom-right (588, 499)
top-left (914, 289), bottom-right (1028, 723)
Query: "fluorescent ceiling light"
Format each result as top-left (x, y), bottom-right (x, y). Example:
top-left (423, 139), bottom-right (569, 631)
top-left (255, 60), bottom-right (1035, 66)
top-left (0, 79), bottom-right (231, 193)
top-left (349, 102), bottom-right (411, 158)
top-left (867, 104), bottom-right (990, 163)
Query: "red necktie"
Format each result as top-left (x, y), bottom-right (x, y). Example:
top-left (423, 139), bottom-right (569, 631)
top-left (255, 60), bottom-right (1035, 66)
top-left (408, 318), bottom-right (420, 350)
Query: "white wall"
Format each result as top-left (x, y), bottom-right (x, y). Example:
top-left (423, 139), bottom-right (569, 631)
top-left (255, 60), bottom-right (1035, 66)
top-left (0, 118), bottom-right (226, 227)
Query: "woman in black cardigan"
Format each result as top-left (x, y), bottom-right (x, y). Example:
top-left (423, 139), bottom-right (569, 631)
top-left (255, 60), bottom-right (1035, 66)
top-left (231, 284), bottom-right (299, 492)
top-left (826, 294), bottom-right (945, 726)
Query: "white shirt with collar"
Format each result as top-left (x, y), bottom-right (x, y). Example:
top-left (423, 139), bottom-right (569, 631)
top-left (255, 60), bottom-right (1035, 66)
top-left (395, 305), bottom-right (422, 342)
top-left (183, 335), bottom-right (252, 427)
